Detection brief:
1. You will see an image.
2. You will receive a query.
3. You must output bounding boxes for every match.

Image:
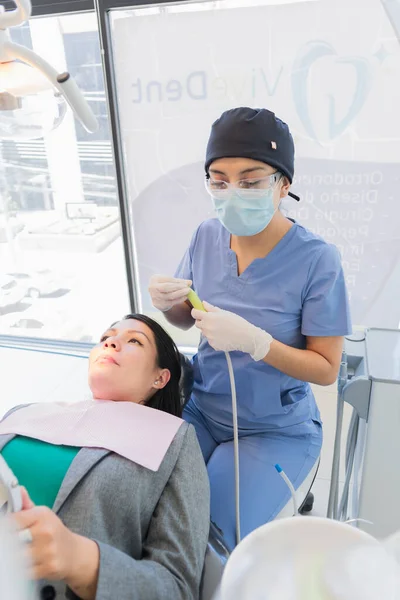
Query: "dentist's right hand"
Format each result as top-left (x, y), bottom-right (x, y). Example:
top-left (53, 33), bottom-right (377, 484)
top-left (149, 275), bottom-right (192, 312)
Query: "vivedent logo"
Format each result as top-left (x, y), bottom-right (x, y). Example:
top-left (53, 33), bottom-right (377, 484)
top-left (131, 69), bottom-right (282, 104)
top-left (292, 41), bottom-right (373, 142)
top-left (131, 39), bottom-right (378, 141)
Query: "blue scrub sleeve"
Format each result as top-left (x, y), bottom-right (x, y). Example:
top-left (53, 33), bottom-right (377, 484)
top-left (301, 243), bottom-right (352, 337)
top-left (174, 226), bottom-right (201, 281)
top-left (175, 247), bottom-right (192, 282)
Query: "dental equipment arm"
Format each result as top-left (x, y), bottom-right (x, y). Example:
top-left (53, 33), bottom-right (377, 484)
top-left (0, 455), bottom-right (22, 514)
top-left (0, 0), bottom-right (29, 27)
top-left (0, 0), bottom-right (98, 133)
top-left (0, 516), bottom-right (32, 600)
top-left (3, 41), bottom-right (98, 133)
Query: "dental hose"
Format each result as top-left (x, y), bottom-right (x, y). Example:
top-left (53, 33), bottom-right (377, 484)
top-left (225, 351), bottom-right (241, 546)
top-left (187, 290), bottom-right (299, 547)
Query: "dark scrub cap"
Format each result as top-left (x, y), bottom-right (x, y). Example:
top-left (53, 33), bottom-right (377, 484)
top-left (205, 107), bottom-right (299, 200)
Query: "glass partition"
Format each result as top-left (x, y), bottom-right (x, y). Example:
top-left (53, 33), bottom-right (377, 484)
top-left (109, 0), bottom-right (400, 347)
top-left (0, 12), bottom-right (130, 343)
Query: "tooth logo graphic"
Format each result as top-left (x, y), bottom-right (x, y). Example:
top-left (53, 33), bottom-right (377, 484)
top-left (291, 41), bottom-right (373, 141)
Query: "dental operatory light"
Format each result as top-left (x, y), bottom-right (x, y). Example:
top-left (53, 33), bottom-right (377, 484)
top-left (0, 0), bottom-right (98, 140)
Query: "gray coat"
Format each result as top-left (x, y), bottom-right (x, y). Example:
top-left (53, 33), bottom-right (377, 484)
top-left (0, 417), bottom-right (210, 600)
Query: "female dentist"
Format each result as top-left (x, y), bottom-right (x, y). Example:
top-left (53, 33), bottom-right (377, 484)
top-left (149, 107), bottom-right (352, 550)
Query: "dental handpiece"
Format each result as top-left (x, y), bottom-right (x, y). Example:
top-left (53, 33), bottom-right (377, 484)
top-left (187, 289), bottom-right (206, 312)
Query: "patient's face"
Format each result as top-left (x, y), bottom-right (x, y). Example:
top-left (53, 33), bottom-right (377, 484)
top-left (88, 319), bottom-right (162, 403)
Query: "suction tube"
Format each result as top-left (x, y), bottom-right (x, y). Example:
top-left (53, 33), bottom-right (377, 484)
top-left (225, 351), bottom-right (241, 545)
top-left (188, 289), bottom-right (301, 546)
top-left (187, 290), bottom-right (242, 544)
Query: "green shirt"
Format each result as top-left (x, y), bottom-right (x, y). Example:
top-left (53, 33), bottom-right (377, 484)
top-left (1, 436), bottom-right (80, 508)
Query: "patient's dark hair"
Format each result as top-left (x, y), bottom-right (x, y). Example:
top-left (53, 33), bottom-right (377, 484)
top-left (120, 314), bottom-right (183, 418)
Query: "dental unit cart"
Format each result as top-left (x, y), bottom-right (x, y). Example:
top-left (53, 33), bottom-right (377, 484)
top-left (328, 327), bottom-right (400, 539)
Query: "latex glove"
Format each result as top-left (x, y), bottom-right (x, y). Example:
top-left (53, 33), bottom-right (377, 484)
top-left (192, 301), bottom-right (273, 361)
top-left (149, 275), bottom-right (192, 312)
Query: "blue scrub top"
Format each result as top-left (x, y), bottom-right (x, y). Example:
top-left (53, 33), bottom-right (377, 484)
top-left (175, 218), bottom-right (352, 431)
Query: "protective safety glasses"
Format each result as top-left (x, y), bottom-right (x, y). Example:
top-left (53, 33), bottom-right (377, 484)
top-left (205, 173), bottom-right (282, 200)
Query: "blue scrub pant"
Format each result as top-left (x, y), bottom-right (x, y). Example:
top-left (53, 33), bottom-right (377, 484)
top-left (183, 399), bottom-right (323, 551)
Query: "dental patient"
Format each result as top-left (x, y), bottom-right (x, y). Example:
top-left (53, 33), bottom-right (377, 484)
top-left (0, 314), bottom-right (210, 600)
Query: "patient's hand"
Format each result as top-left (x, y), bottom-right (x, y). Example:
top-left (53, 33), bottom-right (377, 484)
top-left (12, 488), bottom-right (78, 581)
top-left (11, 489), bottom-right (99, 599)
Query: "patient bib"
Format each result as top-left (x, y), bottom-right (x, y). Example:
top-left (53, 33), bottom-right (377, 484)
top-left (0, 401), bottom-right (183, 472)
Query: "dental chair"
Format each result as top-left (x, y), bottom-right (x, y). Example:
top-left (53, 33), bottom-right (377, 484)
top-left (179, 354), bottom-right (319, 600)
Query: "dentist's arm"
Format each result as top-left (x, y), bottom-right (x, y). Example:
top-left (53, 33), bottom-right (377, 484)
top-left (192, 302), bottom-right (343, 387)
top-left (164, 302), bottom-right (194, 330)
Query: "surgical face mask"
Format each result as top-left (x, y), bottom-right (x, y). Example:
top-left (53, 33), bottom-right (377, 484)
top-left (212, 188), bottom-right (277, 237)
top-left (206, 174), bottom-right (281, 236)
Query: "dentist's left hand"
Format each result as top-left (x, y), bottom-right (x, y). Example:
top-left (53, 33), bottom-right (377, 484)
top-left (191, 301), bottom-right (273, 361)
